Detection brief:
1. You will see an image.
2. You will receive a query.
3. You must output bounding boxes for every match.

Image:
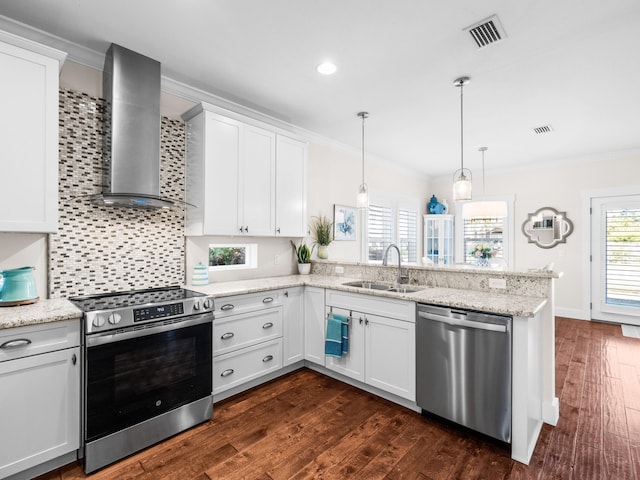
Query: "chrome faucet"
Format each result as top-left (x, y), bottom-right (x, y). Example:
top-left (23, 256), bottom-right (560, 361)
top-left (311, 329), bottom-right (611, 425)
top-left (382, 244), bottom-right (407, 284)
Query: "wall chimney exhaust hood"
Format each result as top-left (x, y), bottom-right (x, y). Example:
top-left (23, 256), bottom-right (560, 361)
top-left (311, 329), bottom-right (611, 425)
top-left (88, 43), bottom-right (179, 209)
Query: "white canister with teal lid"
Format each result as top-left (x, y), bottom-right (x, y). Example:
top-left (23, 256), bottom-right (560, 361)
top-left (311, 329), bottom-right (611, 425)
top-left (192, 262), bottom-right (209, 286)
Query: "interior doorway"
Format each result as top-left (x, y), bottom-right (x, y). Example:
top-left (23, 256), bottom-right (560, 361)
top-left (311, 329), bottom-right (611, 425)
top-left (591, 194), bottom-right (640, 325)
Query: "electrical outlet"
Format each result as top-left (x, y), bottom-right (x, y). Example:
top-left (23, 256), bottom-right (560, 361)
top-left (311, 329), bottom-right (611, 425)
top-left (335, 266), bottom-right (344, 274)
top-left (489, 278), bottom-right (507, 289)
top-left (274, 255), bottom-right (280, 265)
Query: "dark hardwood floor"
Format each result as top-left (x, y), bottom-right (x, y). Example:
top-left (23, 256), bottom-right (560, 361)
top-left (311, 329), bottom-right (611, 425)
top-left (38, 317), bottom-right (640, 479)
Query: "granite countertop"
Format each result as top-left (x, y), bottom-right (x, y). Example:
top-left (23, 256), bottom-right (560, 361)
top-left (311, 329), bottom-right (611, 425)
top-left (191, 274), bottom-right (548, 318)
top-left (0, 298), bottom-right (82, 330)
top-left (0, 273), bottom-right (548, 331)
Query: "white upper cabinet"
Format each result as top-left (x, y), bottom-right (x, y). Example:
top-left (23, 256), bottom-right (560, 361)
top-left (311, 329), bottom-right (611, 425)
top-left (184, 103), bottom-right (307, 237)
top-left (275, 135), bottom-right (307, 237)
top-left (0, 32), bottom-right (66, 233)
top-left (241, 124), bottom-right (276, 236)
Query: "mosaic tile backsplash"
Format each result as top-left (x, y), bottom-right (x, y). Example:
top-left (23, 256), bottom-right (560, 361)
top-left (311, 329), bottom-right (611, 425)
top-left (49, 89), bottom-right (186, 298)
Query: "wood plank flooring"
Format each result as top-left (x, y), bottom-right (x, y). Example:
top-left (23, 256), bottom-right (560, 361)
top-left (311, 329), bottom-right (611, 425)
top-left (38, 317), bottom-right (640, 480)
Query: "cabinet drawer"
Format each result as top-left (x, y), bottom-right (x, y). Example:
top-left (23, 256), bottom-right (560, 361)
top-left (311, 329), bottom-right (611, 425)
top-left (326, 290), bottom-right (415, 323)
top-left (0, 320), bottom-right (80, 362)
top-left (213, 307), bottom-right (283, 356)
top-left (215, 290), bottom-right (282, 319)
top-left (213, 339), bottom-right (282, 395)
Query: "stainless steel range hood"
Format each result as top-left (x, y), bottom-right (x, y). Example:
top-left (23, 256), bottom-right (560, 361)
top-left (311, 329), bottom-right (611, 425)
top-left (90, 43), bottom-right (176, 209)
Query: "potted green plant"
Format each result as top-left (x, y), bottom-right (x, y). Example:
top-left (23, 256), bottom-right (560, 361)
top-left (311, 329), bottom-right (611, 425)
top-left (310, 214), bottom-right (333, 259)
top-left (291, 240), bottom-right (312, 274)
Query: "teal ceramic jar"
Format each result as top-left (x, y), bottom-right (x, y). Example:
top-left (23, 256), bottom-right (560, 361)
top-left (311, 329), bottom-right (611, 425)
top-left (0, 266), bottom-right (38, 302)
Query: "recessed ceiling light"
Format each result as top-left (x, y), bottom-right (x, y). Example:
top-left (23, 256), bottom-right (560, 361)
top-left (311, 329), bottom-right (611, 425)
top-left (316, 62), bottom-right (337, 75)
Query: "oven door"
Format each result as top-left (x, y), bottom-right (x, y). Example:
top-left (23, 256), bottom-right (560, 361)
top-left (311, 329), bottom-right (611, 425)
top-left (85, 313), bottom-right (212, 443)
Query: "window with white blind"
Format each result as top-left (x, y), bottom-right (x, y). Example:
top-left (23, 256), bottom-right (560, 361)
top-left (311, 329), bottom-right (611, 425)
top-left (605, 208), bottom-right (640, 308)
top-left (398, 209), bottom-right (418, 263)
top-left (454, 196), bottom-right (514, 267)
top-left (462, 218), bottom-right (504, 263)
top-left (367, 197), bottom-right (419, 264)
top-left (368, 204), bottom-right (393, 262)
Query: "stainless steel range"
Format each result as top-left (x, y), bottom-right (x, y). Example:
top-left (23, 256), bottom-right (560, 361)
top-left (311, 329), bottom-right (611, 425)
top-left (71, 286), bottom-right (214, 474)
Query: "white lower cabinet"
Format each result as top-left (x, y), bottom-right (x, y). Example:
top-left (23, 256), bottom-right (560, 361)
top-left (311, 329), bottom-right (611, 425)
top-left (325, 290), bottom-right (416, 401)
top-left (212, 290), bottom-right (284, 395)
top-left (283, 287), bottom-right (304, 366)
top-left (364, 312), bottom-right (415, 400)
top-left (303, 286), bottom-right (325, 365)
top-left (0, 320), bottom-right (80, 479)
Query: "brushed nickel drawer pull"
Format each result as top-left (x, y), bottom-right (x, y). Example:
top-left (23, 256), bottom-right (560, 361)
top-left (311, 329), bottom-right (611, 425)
top-left (221, 332), bottom-right (235, 340)
top-left (262, 322), bottom-right (274, 329)
top-left (0, 338), bottom-right (32, 349)
top-left (220, 304), bottom-right (235, 311)
top-left (262, 297), bottom-right (274, 303)
top-left (221, 369), bottom-right (234, 377)
top-left (262, 355), bottom-right (274, 362)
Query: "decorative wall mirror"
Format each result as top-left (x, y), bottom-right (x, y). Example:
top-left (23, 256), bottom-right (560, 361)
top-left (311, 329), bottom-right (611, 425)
top-left (522, 207), bottom-right (574, 249)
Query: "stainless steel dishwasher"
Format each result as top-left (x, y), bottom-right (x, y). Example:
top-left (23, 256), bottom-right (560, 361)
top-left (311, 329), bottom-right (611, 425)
top-left (416, 303), bottom-right (512, 443)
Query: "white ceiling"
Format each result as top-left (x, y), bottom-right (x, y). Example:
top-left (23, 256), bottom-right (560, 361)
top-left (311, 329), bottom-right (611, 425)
top-left (1, 0), bottom-right (639, 177)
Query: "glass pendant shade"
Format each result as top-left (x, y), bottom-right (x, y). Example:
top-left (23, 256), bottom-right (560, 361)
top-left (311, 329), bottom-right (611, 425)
top-left (357, 111), bottom-right (369, 210)
top-left (452, 168), bottom-right (472, 201)
top-left (451, 77), bottom-right (472, 202)
top-left (357, 183), bottom-right (369, 209)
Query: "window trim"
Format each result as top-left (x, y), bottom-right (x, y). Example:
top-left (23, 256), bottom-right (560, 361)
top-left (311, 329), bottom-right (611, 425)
top-left (208, 243), bottom-right (258, 271)
top-left (454, 195), bottom-right (515, 268)
top-left (364, 191), bottom-right (421, 265)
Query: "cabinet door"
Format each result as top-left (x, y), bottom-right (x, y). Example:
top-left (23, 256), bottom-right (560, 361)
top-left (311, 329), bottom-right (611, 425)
top-left (241, 125), bottom-right (275, 236)
top-left (365, 313), bottom-right (416, 401)
top-left (303, 286), bottom-right (325, 365)
top-left (275, 135), bottom-right (307, 237)
top-left (325, 307), bottom-right (365, 383)
top-left (424, 215), bottom-right (454, 264)
top-left (202, 112), bottom-right (241, 235)
top-left (283, 287), bottom-right (304, 366)
top-left (0, 347), bottom-right (80, 478)
top-left (0, 40), bottom-right (61, 232)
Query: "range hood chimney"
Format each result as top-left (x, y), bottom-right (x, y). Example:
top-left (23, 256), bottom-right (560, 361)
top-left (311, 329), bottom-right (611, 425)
top-left (90, 43), bottom-right (176, 209)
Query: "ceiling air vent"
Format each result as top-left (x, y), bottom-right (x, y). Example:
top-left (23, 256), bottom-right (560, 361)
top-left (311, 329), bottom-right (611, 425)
top-left (533, 125), bottom-right (554, 135)
top-left (464, 15), bottom-right (507, 48)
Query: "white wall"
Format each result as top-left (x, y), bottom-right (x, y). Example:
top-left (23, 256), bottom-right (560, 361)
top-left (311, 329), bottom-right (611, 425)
top-left (430, 151), bottom-right (640, 319)
top-left (307, 142), bottom-right (429, 263)
top-left (0, 233), bottom-right (48, 298)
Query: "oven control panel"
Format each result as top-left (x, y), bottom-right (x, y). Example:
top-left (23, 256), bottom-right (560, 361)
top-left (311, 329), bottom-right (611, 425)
top-left (84, 294), bottom-right (214, 334)
top-left (134, 302), bottom-right (184, 322)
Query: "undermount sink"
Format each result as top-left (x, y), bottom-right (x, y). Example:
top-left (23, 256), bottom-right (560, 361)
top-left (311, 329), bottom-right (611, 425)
top-left (342, 281), bottom-right (424, 294)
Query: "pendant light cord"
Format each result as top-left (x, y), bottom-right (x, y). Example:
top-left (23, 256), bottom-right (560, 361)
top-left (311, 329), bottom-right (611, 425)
top-left (357, 111), bottom-right (369, 185)
top-left (481, 147), bottom-right (486, 196)
top-left (361, 113), bottom-right (365, 184)
top-left (460, 82), bottom-right (464, 172)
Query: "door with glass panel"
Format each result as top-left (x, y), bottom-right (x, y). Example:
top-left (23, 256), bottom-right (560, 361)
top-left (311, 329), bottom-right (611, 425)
top-left (591, 195), bottom-right (640, 325)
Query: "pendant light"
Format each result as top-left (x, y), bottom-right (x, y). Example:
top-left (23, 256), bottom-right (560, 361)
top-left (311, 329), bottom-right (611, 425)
top-left (356, 111), bottom-right (369, 209)
top-left (462, 147), bottom-right (508, 219)
top-left (452, 77), bottom-right (472, 201)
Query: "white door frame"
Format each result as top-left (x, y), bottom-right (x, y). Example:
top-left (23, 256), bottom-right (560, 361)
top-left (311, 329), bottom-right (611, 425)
top-left (581, 186), bottom-right (640, 323)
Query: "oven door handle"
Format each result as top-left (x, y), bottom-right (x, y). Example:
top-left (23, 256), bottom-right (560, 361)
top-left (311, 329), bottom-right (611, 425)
top-left (86, 313), bottom-right (213, 347)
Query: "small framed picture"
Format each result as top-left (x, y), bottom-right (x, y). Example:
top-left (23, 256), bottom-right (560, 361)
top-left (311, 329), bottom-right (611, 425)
top-left (334, 204), bottom-right (356, 241)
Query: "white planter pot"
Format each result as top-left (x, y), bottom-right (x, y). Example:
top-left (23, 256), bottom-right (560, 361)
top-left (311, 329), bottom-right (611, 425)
top-left (298, 263), bottom-right (311, 275)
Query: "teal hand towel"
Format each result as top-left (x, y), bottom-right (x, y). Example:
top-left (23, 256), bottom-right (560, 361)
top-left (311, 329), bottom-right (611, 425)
top-left (325, 313), bottom-right (349, 357)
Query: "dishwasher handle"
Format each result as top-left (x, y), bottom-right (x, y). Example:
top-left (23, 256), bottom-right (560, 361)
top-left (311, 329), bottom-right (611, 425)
top-left (418, 310), bottom-right (507, 333)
